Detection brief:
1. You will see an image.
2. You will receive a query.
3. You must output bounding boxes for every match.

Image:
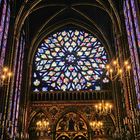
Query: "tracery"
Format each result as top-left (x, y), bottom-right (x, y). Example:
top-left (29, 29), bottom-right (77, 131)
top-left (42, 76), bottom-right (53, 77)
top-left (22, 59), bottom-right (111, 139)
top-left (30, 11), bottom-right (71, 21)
top-left (32, 29), bottom-right (108, 91)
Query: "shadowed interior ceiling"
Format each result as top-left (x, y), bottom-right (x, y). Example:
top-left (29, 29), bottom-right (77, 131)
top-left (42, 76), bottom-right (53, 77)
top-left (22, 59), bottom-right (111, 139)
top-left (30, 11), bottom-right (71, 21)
top-left (16, 0), bottom-right (121, 56)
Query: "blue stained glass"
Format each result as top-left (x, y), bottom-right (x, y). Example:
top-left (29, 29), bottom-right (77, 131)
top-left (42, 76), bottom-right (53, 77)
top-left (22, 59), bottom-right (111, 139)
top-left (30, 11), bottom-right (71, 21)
top-left (32, 29), bottom-right (108, 91)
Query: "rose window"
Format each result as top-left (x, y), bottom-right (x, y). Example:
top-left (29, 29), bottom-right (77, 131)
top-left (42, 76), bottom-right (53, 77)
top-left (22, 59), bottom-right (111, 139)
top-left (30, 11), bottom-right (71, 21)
top-left (32, 29), bottom-right (108, 91)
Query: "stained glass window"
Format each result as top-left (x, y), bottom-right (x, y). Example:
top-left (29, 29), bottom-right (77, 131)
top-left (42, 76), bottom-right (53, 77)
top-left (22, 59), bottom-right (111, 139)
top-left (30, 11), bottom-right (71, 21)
top-left (32, 29), bottom-right (108, 91)
top-left (124, 1), bottom-right (140, 108)
top-left (0, 0), bottom-right (10, 73)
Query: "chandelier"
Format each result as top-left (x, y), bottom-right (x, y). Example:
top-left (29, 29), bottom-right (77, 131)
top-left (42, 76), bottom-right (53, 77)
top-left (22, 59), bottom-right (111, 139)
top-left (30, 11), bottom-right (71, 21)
top-left (36, 119), bottom-right (49, 131)
top-left (0, 67), bottom-right (12, 86)
top-left (90, 120), bottom-right (103, 130)
top-left (95, 100), bottom-right (112, 115)
top-left (106, 58), bottom-right (131, 81)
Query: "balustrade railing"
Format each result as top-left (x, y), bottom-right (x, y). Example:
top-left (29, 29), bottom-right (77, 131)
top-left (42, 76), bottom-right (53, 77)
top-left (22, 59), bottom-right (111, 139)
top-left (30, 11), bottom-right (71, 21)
top-left (31, 90), bottom-right (112, 101)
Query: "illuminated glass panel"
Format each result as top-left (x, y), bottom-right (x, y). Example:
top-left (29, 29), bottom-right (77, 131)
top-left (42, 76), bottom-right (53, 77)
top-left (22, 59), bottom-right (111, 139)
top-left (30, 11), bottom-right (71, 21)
top-left (32, 29), bottom-right (108, 91)
top-left (10, 33), bottom-right (25, 136)
top-left (130, 0), bottom-right (140, 53)
top-left (0, 0), bottom-right (7, 52)
top-left (124, 1), bottom-right (140, 108)
top-left (0, 1), bottom-right (10, 73)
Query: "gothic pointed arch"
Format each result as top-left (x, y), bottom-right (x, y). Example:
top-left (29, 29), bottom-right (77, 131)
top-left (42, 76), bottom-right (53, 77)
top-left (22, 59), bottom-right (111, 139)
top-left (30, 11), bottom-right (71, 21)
top-left (28, 112), bottom-right (51, 139)
top-left (55, 112), bottom-right (88, 140)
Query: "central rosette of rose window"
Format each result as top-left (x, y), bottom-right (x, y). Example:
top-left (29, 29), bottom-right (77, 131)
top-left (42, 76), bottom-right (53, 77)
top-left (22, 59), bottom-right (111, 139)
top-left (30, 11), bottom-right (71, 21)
top-left (65, 53), bottom-right (78, 65)
top-left (66, 54), bottom-right (75, 63)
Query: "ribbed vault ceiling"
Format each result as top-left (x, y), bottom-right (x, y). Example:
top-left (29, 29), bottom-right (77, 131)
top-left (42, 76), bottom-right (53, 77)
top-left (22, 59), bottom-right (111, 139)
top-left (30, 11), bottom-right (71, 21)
top-left (15, 0), bottom-right (122, 56)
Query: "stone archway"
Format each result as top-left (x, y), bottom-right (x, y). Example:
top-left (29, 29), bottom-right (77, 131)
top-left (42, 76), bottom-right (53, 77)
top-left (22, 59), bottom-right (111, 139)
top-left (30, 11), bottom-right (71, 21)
top-left (28, 112), bottom-right (51, 140)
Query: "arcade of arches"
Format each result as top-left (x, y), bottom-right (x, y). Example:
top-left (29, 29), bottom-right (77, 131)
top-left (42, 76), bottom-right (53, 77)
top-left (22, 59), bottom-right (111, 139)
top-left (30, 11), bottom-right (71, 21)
top-left (0, 0), bottom-right (140, 140)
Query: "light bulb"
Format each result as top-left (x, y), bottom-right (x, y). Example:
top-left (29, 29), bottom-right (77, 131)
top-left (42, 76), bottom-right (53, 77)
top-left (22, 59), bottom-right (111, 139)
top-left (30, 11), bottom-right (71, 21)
top-left (124, 61), bottom-right (128, 65)
top-left (46, 121), bottom-right (49, 126)
top-left (90, 122), bottom-right (93, 126)
top-left (118, 69), bottom-right (122, 74)
top-left (1, 75), bottom-right (6, 80)
top-left (7, 72), bottom-right (12, 77)
top-left (113, 60), bottom-right (117, 65)
top-left (106, 103), bottom-right (109, 106)
top-left (3, 67), bottom-right (8, 72)
top-left (110, 69), bottom-right (113, 73)
top-left (127, 65), bottom-right (131, 70)
top-left (106, 65), bottom-right (110, 69)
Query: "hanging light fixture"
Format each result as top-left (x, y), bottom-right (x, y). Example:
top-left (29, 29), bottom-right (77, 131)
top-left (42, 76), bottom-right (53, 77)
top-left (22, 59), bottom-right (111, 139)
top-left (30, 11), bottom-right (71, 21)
top-left (95, 100), bottom-right (112, 115)
top-left (90, 120), bottom-right (103, 130)
top-left (106, 58), bottom-right (131, 81)
top-left (0, 67), bottom-right (12, 86)
top-left (36, 118), bottom-right (49, 131)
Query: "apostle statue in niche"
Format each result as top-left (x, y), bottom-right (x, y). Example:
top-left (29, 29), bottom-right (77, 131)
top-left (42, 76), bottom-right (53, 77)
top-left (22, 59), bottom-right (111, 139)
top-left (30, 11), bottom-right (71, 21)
top-left (78, 120), bottom-right (85, 130)
top-left (58, 116), bottom-right (67, 131)
top-left (68, 117), bottom-right (75, 131)
top-left (59, 120), bottom-right (67, 131)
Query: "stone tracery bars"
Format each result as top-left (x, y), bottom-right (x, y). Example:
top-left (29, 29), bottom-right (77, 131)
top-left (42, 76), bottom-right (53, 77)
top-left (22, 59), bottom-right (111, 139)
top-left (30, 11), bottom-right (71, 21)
top-left (32, 29), bottom-right (109, 92)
